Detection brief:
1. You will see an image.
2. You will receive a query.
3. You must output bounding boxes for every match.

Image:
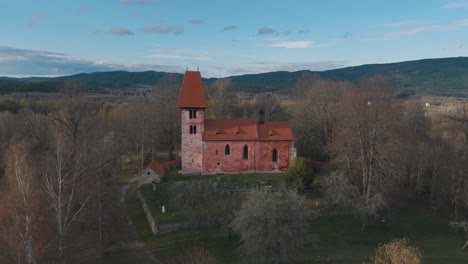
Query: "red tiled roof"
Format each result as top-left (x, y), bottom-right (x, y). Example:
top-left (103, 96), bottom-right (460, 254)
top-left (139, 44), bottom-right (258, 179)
top-left (177, 71), bottom-right (207, 108)
top-left (203, 119), bottom-right (294, 141)
top-left (257, 121), bottom-right (294, 141)
top-left (204, 119), bottom-right (258, 141)
top-left (148, 160), bottom-right (165, 175)
top-left (147, 159), bottom-right (181, 176)
top-left (161, 160), bottom-right (181, 167)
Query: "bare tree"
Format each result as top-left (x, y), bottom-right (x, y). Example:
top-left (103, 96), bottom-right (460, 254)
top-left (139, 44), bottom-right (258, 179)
top-left (254, 92), bottom-right (289, 121)
top-left (43, 90), bottom-right (96, 263)
top-left (170, 181), bottom-right (217, 228)
top-left (2, 141), bottom-right (40, 264)
top-left (43, 136), bottom-right (93, 264)
top-left (150, 74), bottom-right (181, 160)
top-left (206, 79), bottom-right (236, 119)
top-left (329, 77), bottom-right (403, 229)
top-left (112, 103), bottom-right (153, 171)
top-left (323, 171), bottom-right (359, 210)
top-left (293, 73), bottom-right (348, 158)
top-left (231, 187), bottom-right (307, 264)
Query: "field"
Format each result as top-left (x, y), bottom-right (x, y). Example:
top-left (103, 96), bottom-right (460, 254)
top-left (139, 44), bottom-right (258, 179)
top-left (127, 172), bottom-right (468, 264)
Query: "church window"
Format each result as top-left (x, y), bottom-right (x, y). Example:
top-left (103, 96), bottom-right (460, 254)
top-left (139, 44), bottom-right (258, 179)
top-left (189, 110), bottom-right (193, 119)
top-left (193, 110), bottom-right (197, 118)
top-left (272, 149), bottom-right (278, 162)
top-left (189, 125), bottom-right (193, 134)
top-left (225, 144), bottom-right (230, 155)
top-left (193, 125), bottom-right (197, 134)
top-left (243, 145), bottom-right (249, 160)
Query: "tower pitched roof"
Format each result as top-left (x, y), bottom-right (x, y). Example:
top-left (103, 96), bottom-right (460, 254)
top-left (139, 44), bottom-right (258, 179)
top-left (177, 71), bottom-right (207, 108)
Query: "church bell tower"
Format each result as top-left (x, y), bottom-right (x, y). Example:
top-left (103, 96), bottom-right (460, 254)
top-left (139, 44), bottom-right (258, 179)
top-left (177, 70), bottom-right (207, 175)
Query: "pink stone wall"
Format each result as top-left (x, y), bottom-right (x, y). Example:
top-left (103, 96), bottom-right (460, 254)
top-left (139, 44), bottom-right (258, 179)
top-left (201, 140), bottom-right (294, 175)
top-left (181, 109), bottom-right (204, 174)
top-left (254, 141), bottom-right (293, 172)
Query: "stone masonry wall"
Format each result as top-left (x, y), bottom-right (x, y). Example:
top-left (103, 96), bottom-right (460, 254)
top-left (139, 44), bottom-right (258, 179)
top-left (202, 140), bottom-right (294, 174)
top-left (181, 109), bottom-right (204, 175)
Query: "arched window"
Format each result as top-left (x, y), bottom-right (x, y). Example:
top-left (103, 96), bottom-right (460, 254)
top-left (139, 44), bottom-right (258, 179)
top-left (189, 110), bottom-right (193, 119)
top-left (272, 149), bottom-right (278, 162)
top-left (193, 125), bottom-right (197, 134)
top-left (189, 125), bottom-right (193, 134)
top-left (193, 110), bottom-right (197, 118)
top-left (225, 144), bottom-right (230, 155)
top-left (243, 145), bottom-right (249, 160)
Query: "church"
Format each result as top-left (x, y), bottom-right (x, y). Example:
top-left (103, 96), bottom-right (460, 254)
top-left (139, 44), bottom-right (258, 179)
top-left (177, 70), bottom-right (296, 175)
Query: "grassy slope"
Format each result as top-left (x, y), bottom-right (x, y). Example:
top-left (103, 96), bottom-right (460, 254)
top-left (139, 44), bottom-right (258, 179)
top-left (129, 172), bottom-right (467, 264)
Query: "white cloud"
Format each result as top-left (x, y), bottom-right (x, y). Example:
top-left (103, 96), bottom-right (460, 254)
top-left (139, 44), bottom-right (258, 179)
top-left (381, 20), bottom-right (425, 27)
top-left (268, 40), bottom-right (324, 49)
top-left (150, 49), bottom-right (212, 61)
top-left (217, 60), bottom-right (346, 77)
top-left (0, 46), bottom-right (182, 76)
top-left (443, 1), bottom-right (468, 8)
top-left (151, 54), bottom-right (209, 61)
top-left (373, 19), bottom-right (468, 40)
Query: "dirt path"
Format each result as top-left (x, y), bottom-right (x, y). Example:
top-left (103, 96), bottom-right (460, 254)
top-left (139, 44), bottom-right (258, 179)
top-left (118, 180), bottom-right (161, 264)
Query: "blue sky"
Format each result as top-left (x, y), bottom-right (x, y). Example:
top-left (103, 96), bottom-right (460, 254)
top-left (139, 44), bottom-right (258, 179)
top-left (1, 0), bottom-right (468, 77)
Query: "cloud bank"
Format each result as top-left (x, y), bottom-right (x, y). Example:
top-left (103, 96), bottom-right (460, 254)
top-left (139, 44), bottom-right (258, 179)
top-left (0, 46), bottom-right (182, 76)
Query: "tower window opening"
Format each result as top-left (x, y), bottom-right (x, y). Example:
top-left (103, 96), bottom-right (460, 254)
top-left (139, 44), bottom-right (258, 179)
top-left (225, 144), bottom-right (230, 155)
top-left (189, 125), bottom-right (193, 134)
top-left (193, 125), bottom-right (197, 134)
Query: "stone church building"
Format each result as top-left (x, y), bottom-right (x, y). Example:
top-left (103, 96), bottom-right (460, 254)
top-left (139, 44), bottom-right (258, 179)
top-left (177, 70), bottom-right (296, 175)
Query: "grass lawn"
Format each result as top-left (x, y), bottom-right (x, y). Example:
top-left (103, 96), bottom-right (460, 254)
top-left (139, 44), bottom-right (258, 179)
top-left (140, 171), bottom-right (288, 225)
top-left (130, 171), bottom-right (467, 263)
top-left (128, 202), bottom-right (467, 263)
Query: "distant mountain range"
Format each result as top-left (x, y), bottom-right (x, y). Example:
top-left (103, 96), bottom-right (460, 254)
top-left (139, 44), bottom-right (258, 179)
top-left (1, 57), bottom-right (468, 96)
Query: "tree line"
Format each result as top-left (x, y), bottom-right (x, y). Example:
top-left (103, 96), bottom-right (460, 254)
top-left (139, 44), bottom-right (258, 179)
top-left (0, 72), bottom-right (466, 262)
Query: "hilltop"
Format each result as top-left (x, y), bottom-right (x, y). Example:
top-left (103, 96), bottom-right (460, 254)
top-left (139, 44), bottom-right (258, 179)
top-left (1, 57), bottom-right (468, 96)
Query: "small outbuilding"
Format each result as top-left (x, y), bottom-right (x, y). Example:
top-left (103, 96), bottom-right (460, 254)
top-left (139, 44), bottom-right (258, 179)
top-left (139, 159), bottom-right (181, 185)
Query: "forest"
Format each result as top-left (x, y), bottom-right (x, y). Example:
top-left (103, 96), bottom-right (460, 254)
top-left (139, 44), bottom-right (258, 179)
top-left (0, 72), bottom-right (467, 263)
